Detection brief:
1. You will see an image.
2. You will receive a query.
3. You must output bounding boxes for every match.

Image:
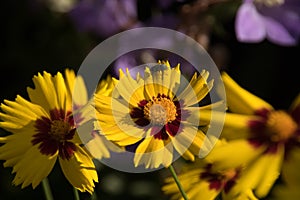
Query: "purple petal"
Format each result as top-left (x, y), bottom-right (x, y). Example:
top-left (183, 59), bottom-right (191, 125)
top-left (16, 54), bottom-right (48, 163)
top-left (263, 16), bottom-right (298, 46)
top-left (69, 0), bottom-right (137, 37)
top-left (235, 2), bottom-right (266, 43)
top-left (258, 4), bottom-right (300, 43)
top-left (243, 0), bottom-right (254, 3)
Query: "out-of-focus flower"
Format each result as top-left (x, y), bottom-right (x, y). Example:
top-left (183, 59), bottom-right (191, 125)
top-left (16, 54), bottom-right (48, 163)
top-left (47, 0), bottom-right (77, 12)
top-left (162, 144), bottom-right (259, 200)
top-left (201, 72), bottom-right (300, 198)
top-left (85, 75), bottom-right (122, 159)
top-left (271, 130), bottom-right (300, 199)
top-left (235, 0), bottom-right (300, 46)
top-left (95, 61), bottom-right (214, 168)
top-left (69, 0), bottom-right (139, 38)
top-left (0, 69), bottom-right (99, 193)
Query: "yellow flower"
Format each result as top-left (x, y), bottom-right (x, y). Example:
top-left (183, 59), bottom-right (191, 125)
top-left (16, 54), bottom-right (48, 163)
top-left (95, 61), bottom-right (214, 168)
top-left (84, 75), bottom-right (123, 159)
top-left (271, 146), bottom-right (300, 199)
top-left (0, 69), bottom-right (99, 193)
top-left (201, 72), bottom-right (300, 198)
top-left (162, 150), bottom-right (258, 200)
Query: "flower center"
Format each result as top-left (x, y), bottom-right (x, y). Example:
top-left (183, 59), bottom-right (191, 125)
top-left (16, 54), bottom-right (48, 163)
top-left (50, 120), bottom-right (71, 141)
top-left (221, 169), bottom-right (237, 181)
top-left (200, 165), bottom-right (239, 193)
top-left (266, 110), bottom-right (297, 142)
top-left (144, 96), bottom-right (177, 125)
top-left (32, 109), bottom-right (82, 160)
top-left (254, 0), bottom-right (284, 7)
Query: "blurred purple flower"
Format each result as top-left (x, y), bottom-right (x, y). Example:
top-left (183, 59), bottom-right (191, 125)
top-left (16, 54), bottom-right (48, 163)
top-left (235, 0), bottom-right (300, 46)
top-left (69, 0), bottom-right (181, 38)
top-left (69, 0), bottom-right (139, 37)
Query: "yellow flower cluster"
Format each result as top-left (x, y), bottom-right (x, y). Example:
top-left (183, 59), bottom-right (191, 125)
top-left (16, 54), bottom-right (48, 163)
top-left (163, 72), bottom-right (300, 200)
top-left (0, 61), bottom-right (299, 200)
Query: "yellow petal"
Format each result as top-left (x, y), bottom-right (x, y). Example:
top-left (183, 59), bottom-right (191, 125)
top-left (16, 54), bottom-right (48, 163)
top-left (0, 122), bottom-right (36, 163)
top-left (235, 144), bottom-right (284, 198)
top-left (189, 181), bottom-right (220, 200)
top-left (96, 77), bottom-right (113, 96)
top-left (222, 72), bottom-right (273, 114)
top-left (64, 68), bottom-right (76, 97)
top-left (144, 67), bottom-right (156, 99)
top-left (72, 75), bottom-right (88, 106)
top-left (188, 130), bottom-right (206, 156)
top-left (184, 101), bottom-right (226, 127)
top-left (178, 70), bottom-right (212, 106)
top-left (85, 133), bottom-right (112, 159)
top-left (199, 110), bottom-right (258, 140)
top-left (223, 189), bottom-right (258, 200)
top-left (1, 99), bottom-right (37, 122)
top-left (255, 146), bottom-right (284, 197)
top-left (205, 140), bottom-right (265, 171)
top-left (15, 95), bottom-right (48, 118)
top-left (168, 64), bottom-right (181, 98)
top-left (163, 168), bottom-right (220, 200)
top-left (98, 123), bottom-right (143, 146)
top-left (134, 136), bottom-right (173, 168)
top-left (95, 95), bottom-right (144, 146)
top-left (0, 96), bottom-right (48, 132)
top-left (289, 93), bottom-right (300, 112)
top-left (27, 72), bottom-right (58, 111)
top-left (171, 126), bottom-right (205, 161)
top-left (281, 147), bottom-right (300, 186)
top-left (114, 68), bottom-right (144, 106)
top-left (59, 146), bottom-right (98, 194)
top-left (11, 145), bottom-right (57, 189)
top-left (151, 67), bottom-right (164, 95)
top-left (53, 72), bottom-right (68, 110)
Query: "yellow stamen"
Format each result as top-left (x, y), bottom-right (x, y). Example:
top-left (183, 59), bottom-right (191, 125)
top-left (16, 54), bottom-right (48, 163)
top-left (50, 120), bottom-right (71, 141)
top-left (266, 110), bottom-right (297, 142)
top-left (144, 96), bottom-right (177, 125)
top-left (221, 169), bottom-right (237, 181)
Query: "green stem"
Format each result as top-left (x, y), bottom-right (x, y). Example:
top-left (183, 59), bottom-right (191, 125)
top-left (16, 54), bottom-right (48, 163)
top-left (91, 191), bottom-right (98, 200)
top-left (42, 178), bottom-right (54, 200)
top-left (168, 165), bottom-right (189, 200)
top-left (73, 187), bottom-right (80, 200)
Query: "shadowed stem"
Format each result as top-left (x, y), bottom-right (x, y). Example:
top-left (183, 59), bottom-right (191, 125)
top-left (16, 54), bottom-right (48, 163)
top-left (91, 191), bottom-right (98, 200)
top-left (42, 178), bottom-right (54, 200)
top-left (73, 187), bottom-right (80, 200)
top-left (168, 165), bottom-right (189, 200)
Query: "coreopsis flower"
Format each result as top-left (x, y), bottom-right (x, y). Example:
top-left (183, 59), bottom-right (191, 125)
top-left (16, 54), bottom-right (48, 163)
top-left (94, 61), bottom-right (214, 168)
top-left (201, 72), bottom-right (300, 198)
top-left (0, 69), bottom-right (99, 193)
top-left (235, 0), bottom-right (300, 46)
top-left (84, 75), bottom-right (122, 159)
top-left (162, 145), bottom-right (258, 200)
top-left (271, 142), bottom-right (300, 199)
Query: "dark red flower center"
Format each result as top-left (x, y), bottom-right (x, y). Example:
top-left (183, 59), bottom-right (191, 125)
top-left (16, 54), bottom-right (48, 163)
top-left (129, 94), bottom-right (189, 140)
top-left (32, 109), bottom-right (83, 160)
top-left (248, 108), bottom-right (299, 154)
top-left (200, 164), bottom-right (239, 193)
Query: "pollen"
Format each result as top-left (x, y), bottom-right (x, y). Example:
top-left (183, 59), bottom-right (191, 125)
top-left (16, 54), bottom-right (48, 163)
top-left (50, 120), bottom-right (71, 141)
top-left (144, 96), bottom-right (177, 125)
top-left (222, 169), bottom-right (237, 181)
top-left (266, 110), bottom-right (297, 142)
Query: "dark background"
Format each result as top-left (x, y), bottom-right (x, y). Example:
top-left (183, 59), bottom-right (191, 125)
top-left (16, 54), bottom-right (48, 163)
top-left (0, 0), bottom-right (299, 199)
